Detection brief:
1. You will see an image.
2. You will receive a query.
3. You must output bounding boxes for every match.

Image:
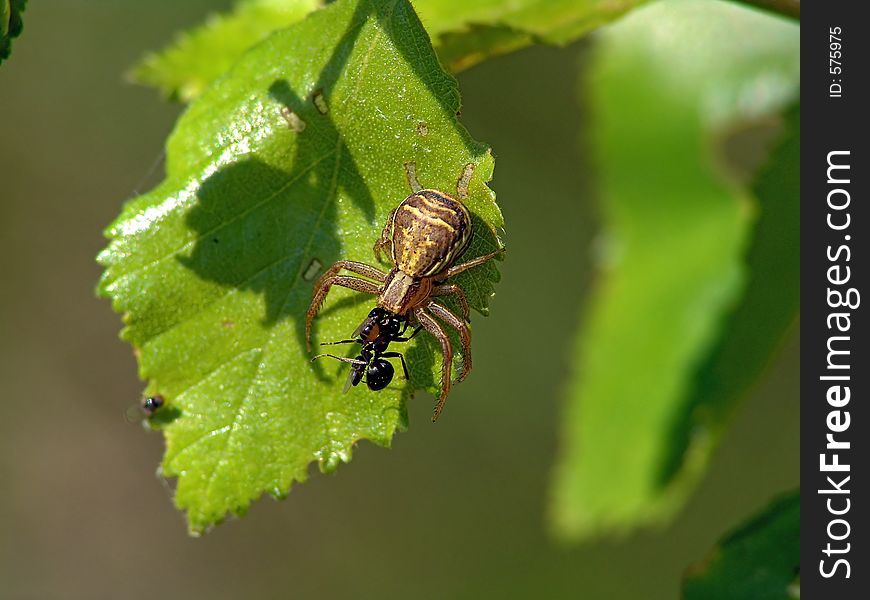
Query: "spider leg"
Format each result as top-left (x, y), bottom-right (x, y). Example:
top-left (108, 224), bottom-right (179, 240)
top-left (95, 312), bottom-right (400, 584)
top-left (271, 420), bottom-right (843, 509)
top-left (318, 259), bottom-right (388, 283)
top-left (372, 206), bottom-right (398, 264)
top-left (414, 307), bottom-right (453, 422)
top-left (445, 247), bottom-right (505, 279)
top-left (426, 301), bottom-right (472, 384)
top-left (306, 275), bottom-right (381, 352)
top-left (380, 351), bottom-right (409, 380)
top-left (431, 284), bottom-right (469, 321)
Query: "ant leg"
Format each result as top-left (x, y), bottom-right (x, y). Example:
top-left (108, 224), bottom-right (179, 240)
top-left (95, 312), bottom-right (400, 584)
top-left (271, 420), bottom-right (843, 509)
top-left (445, 247), bottom-right (505, 279)
top-left (313, 354), bottom-right (368, 394)
top-left (431, 284), bottom-right (469, 321)
top-left (311, 353), bottom-right (366, 366)
top-left (306, 275), bottom-right (380, 352)
top-left (320, 339), bottom-right (359, 346)
top-left (373, 207), bottom-right (398, 264)
top-left (414, 307), bottom-right (453, 422)
top-left (381, 351), bottom-right (409, 380)
top-left (426, 301), bottom-right (472, 384)
top-left (394, 325), bottom-right (423, 343)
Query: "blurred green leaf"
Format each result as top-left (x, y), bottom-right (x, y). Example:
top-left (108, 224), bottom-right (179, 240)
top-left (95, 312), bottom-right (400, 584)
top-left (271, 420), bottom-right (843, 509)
top-left (99, 0), bottom-right (502, 533)
top-left (659, 103), bottom-right (800, 492)
top-left (683, 490), bottom-right (800, 600)
top-left (130, 0), bottom-right (649, 100)
top-left (1, 0), bottom-right (26, 64)
top-left (550, 0), bottom-right (798, 539)
top-left (131, 0), bottom-right (322, 102)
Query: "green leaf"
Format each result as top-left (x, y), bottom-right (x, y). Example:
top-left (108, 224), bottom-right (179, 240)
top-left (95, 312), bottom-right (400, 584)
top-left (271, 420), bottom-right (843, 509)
top-left (99, 0), bottom-right (503, 534)
top-left (549, 0), bottom-right (798, 539)
top-left (131, 0), bottom-right (323, 102)
top-left (130, 0), bottom-right (650, 100)
top-left (683, 490), bottom-right (800, 600)
top-left (1, 0), bottom-right (27, 64)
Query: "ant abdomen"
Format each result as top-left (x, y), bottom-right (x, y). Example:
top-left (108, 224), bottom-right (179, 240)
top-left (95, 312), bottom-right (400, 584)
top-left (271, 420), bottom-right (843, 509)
top-left (366, 359), bottom-right (394, 391)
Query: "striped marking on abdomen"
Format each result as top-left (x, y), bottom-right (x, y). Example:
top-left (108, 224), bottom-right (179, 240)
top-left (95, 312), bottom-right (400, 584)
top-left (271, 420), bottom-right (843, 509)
top-left (391, 190), bottom-right (472, 277)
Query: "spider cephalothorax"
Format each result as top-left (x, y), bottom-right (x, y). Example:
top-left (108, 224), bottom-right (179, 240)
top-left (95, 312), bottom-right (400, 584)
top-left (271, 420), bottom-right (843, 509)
top-left (305, 188), bottom-right (503, 421)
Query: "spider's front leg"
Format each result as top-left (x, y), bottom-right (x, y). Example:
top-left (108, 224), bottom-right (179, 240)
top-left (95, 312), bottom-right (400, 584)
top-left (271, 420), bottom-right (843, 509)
top-left (306, 273), bottom-right (381, 352)
top-left (317, 259), bottom-right (388, 283)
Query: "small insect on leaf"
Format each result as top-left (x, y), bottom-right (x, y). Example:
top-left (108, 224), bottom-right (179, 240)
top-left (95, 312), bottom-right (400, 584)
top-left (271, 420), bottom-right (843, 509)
top-left (142, 395), bottom-right (165, 417)
top-left (123, 394), bottom-right (166, 424)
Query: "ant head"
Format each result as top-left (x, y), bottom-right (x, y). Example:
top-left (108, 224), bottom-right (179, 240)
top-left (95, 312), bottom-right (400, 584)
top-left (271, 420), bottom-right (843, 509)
top-left (365, 358), bottom-right (395, 391)
top-left (340, 347), bottom-right (373, 393)
top-left (344, 364), bottom-right (365, 393)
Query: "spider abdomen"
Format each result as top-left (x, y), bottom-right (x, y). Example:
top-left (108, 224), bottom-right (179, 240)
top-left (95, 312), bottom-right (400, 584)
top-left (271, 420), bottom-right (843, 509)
top-left (390, 189), bottom-right (472, 277)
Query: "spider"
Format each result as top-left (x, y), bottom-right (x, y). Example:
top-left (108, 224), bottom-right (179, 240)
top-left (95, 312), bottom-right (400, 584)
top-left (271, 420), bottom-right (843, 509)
top-left (305, 187), bottom-right (503, 420)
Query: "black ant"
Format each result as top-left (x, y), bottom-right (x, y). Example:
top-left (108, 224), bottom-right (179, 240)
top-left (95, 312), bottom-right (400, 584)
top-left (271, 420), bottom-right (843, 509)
top-left (312, 307), bottom-right (421, 392)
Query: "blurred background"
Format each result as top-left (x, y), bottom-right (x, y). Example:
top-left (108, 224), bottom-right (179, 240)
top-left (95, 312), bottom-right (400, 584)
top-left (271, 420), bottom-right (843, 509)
top-left (0, 1), bottom-right (797, 598)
